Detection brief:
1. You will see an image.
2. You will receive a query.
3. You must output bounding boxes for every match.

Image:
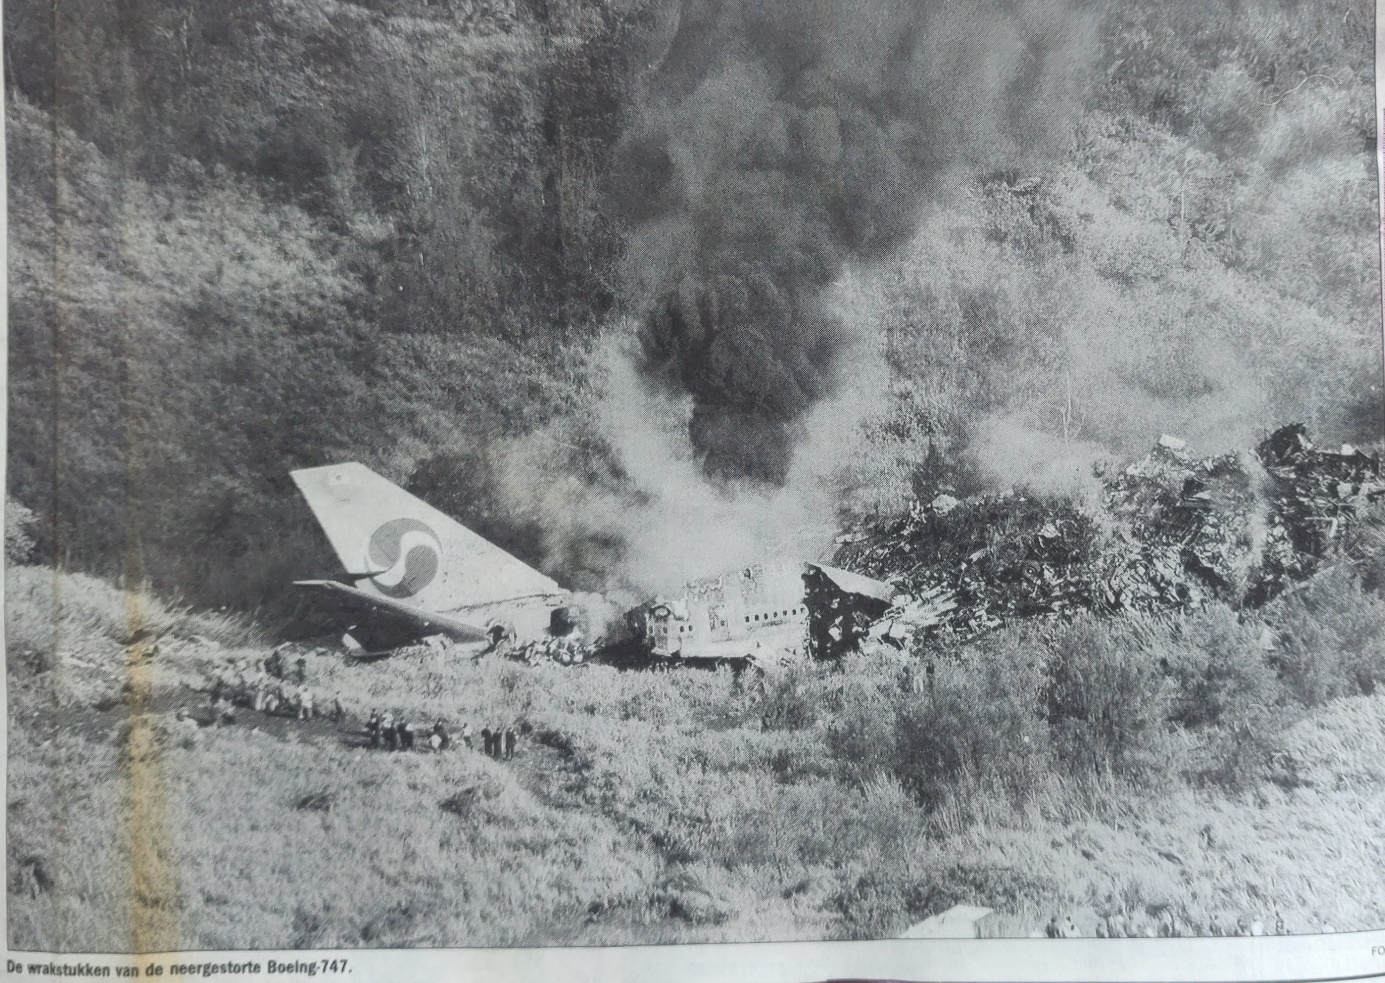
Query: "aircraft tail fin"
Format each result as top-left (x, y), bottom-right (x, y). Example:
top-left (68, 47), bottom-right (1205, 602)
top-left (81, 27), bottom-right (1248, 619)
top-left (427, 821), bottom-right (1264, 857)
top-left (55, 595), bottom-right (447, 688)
top-left (291, 462), bottom-right (563, 612)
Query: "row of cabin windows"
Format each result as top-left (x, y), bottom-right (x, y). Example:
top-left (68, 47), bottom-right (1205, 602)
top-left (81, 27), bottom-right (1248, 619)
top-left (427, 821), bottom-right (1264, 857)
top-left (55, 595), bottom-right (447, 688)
top-left (675, 607), bottom-right (805, 633)
top-left (746, 607), bottom-right (804, 623)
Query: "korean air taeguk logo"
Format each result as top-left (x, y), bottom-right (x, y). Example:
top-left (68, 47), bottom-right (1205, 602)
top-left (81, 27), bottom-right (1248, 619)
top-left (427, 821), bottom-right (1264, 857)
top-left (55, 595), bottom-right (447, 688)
top-left (367, 518), bottom-right (441, 598)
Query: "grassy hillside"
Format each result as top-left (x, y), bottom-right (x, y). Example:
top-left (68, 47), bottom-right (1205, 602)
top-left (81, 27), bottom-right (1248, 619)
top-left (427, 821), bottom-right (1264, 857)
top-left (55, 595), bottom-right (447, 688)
top-left (9, 564), bottom-right (1384, 949)
top-left (6, 0), bottom-right (1380, 612)
top-left (5, 0), bottom-right (638, 610)
top-left (7, 0), bottom-right (1383, 952)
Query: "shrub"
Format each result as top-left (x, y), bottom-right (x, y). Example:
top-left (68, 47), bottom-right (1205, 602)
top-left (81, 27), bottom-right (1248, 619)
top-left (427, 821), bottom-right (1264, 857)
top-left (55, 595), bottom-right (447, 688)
top-left (1159, 606), bottom-right (1281, 728)
top-left (758, 662), bottom-right (820, 731)
top-left (824, 672), bottom-right (899, 782)
top-left (1191, 704), bottom-right (1292, 791)
top-left (1043, 617), bottom-right (1172, 777)
top-left (893, 631), bottom-right (1051, 805)
top-left (1268, 567), bottom-right (1385, 704)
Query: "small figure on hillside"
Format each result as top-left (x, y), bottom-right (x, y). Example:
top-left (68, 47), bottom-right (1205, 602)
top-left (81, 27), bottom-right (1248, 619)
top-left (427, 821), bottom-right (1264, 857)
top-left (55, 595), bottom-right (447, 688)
top-left (367, 709), bottom-right (382, 747)
top-left (399, 718), bottom-right (415, 750)
top-left (481, 726), bottom-right (493, 757)
top-left (1045, 915), bottom-right (1062, 938)
top-left (265, 648), bottom-right (285, 679)
top-left (293, 657), bottom-right (307, 685)
top-left (504, 726), bottom-right (517, 760)
top-left (430, 720), bottom-right (450, 752)
top-left (1208, 914), bottom-right (1223, 937)
top-left (331, 696), bottom-right (346, 726)
top-left (1274, 912), bottom-right (1287, 936)
top-left (298, 688), bottom-right (315, 720)
top-left (381, 712), bottom-right (397, 750)
top-left (1234, 916), bottom-right (1248, 937)
top-left (460, 721), bottom-right (473, 750)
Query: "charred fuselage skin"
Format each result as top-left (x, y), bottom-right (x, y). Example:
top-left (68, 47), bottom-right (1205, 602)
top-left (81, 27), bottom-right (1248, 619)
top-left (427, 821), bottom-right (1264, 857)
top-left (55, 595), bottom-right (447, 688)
top-left (627, 564), bottom-right (810, 664)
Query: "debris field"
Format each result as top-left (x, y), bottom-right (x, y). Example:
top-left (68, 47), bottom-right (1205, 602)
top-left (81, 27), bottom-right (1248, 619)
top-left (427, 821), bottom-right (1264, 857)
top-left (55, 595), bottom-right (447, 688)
top-left (833, 425), bottom-right (1385, 645)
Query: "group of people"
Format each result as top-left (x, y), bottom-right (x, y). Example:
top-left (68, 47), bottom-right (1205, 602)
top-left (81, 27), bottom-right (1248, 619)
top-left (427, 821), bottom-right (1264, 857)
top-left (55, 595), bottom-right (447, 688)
top-left (366, 711), bottom-right (451, 752)
top-left (471, 723), bottom-right (518, 759)
top-left (207, 648), bottom-right (524, 764)
top-left (207, 653), bottom-right (344, 725)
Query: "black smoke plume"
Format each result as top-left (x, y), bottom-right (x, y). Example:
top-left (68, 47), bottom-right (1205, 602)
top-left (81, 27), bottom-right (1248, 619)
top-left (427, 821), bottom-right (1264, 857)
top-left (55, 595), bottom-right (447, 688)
top-left (611, 0), bottom-right (1098, 484)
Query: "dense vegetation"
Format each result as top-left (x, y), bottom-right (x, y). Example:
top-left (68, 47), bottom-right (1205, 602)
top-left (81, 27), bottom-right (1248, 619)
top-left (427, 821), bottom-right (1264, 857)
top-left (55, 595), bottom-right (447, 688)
top-left (7, 557), bottom-right (1385, 947)
top-left (6, 0), bottom-right (1380, 611)
top-left (7, 0), bottom-right (1383, 950)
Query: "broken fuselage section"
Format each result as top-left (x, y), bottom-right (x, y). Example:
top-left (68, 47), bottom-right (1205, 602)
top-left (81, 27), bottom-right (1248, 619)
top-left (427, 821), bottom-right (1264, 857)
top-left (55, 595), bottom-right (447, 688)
top-left (627, 562), bottom-right (901, 664)
top-left (629, 563), bottom-right (810, 665)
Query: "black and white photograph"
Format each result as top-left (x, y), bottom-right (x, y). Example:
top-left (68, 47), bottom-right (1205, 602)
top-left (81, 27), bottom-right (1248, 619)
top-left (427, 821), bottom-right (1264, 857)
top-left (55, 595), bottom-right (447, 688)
top-left (5, 0), bottom-right (1385, 960)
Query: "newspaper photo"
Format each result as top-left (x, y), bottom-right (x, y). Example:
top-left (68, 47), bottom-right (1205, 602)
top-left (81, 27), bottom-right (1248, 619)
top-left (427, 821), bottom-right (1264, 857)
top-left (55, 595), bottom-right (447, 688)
top-left (5, 0), bottom-right (1385, 980)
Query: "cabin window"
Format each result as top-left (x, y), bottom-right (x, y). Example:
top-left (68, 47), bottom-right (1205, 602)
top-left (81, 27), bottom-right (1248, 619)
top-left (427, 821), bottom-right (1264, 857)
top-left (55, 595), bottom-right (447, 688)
top-left (754, 614), bottom-right (759, 621)
top-left (745, 616), bottom-right (750, 623)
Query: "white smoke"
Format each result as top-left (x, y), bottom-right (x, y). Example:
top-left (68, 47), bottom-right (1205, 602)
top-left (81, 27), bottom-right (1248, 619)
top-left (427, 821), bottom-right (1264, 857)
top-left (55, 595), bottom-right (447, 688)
top-left (590, 322), bottom-right (889, 595)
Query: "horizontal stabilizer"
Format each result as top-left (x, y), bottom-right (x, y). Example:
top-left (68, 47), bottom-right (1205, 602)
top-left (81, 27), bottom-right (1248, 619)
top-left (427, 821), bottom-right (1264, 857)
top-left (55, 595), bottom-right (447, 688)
top-left (293, 579), bottom-right (489, 644)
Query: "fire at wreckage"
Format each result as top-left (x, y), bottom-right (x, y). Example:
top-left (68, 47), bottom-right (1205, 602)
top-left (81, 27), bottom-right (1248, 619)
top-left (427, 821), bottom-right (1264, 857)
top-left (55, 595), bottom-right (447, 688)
top-left (293, 425), bottom-right (1383, 666)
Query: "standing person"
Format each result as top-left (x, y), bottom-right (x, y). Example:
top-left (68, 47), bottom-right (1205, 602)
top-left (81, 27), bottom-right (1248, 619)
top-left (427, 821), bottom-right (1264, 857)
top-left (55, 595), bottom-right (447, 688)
top-left (367, 709), bottom-right (381, 747)
top-left (481, 725), bottom-right (493, 757)
top-left (381, 711), bottom-right (397, 751)
top-left (331, 696), bottom-right (346, 726)
top-left (460, 721), bottom-right (473, 750)
top-left (504, 726), bottom-right (517, 760)
top-left (399, 718), bottom-right (415, 750)
top-left (293, 656), bottom-right (307, 685)
top-left (430, 720), bottom-right (450, 752)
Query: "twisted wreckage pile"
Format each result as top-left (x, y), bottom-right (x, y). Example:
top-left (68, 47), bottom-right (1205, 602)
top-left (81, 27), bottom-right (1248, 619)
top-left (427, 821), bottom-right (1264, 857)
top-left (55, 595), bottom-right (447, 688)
top-left (832, 425), bottom-right (1385, 646)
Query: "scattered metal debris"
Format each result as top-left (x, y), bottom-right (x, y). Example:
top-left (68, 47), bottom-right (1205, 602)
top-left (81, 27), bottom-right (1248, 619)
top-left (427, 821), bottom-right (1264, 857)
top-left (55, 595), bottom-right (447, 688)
top-left (833, 426), bottom-right (1384, 644)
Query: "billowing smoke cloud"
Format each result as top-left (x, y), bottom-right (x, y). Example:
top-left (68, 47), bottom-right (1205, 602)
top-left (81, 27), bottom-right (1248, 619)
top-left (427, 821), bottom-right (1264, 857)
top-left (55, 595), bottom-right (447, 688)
top-left (610, 0), bottom-right (1100, 484)
top-left (476, 327), bottom-right (890, 598)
